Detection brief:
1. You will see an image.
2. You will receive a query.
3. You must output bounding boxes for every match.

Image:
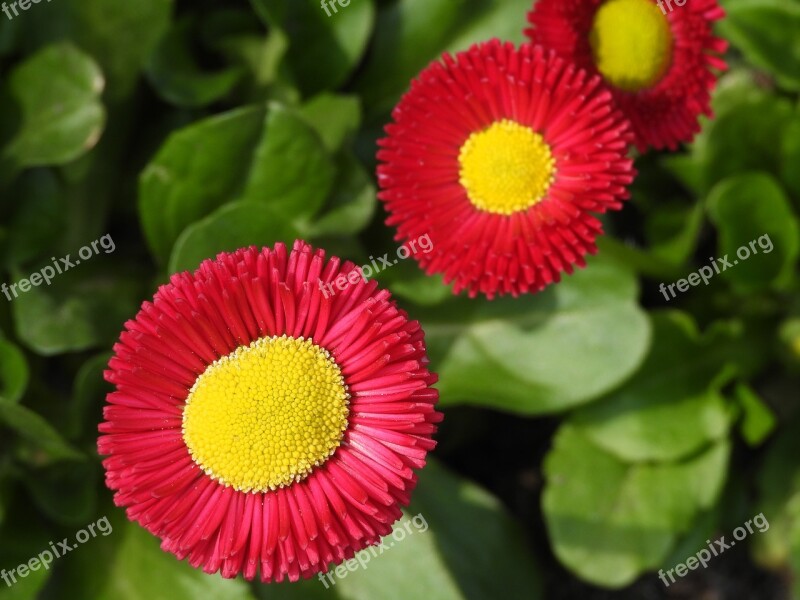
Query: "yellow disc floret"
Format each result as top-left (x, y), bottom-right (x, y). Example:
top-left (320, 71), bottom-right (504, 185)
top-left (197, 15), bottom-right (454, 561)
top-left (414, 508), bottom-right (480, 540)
top-left (590, 0), bottom-right (673, 92)
top-left (182, 335), bottom-right (350, 493)
top-left (458, 119), bottom-right (556, 215)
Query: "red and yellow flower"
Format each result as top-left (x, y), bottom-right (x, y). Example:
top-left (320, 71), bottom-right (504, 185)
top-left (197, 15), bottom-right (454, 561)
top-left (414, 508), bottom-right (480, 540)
top-left (378, 40), bottom-right (635, 298)
top-left (98, 241), bottom-right (440, 582)
top-left (526, 0), bottom-right (728, 151)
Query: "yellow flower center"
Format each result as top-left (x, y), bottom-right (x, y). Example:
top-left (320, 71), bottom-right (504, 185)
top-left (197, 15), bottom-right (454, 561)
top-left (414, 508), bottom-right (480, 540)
top-left (590, 0), bottom-right (673, 92)
top-left (182, 335), bottom-right (349, 492)
top-left (458, 119), bottom-right (556, 216)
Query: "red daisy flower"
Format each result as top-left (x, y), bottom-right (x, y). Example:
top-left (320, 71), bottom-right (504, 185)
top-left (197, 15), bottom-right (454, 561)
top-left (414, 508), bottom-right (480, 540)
top-left (526, 0), bottom-right (728, 151)
top-left (377, 40), bottom-right (635, 299)
top-left (98, 241), bottom-right (440, 582)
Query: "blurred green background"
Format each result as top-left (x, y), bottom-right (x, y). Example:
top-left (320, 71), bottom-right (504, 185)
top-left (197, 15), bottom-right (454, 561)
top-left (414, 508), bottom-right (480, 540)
top-left (0, 0), bottom-right (798, 598)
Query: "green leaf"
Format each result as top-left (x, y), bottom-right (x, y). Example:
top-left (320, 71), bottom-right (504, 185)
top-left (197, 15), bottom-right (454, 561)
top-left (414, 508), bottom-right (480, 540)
top-left (661, 68), bottom-right (771, 196)
top-left (145, 18), bottom-right (244, 108)
top-left (307, 153), bottom-right (376, 237)
top-left (752, 421), bottom-right (800, 596)
top-left (0, 399), bottom-right (82, 461)
top-left (2, 43), bottom-right (105, 169)
top-left (354, 0), bottom-right (531, 119)
top-left (0, 169), bottom-right (64, 268)
top-left (570, 312), bottom-right (735, 463)
top-left (0, 494), bottom-right (53, 599)
top-left (138, 105), bottom-right (266, 263)
top-left (387, 270), bottom-right (452, 307)
top-left (67, 0), bottom-right (174, 101)
top-left (239, 104), bottom-right (335, 218)
top-left (331, 460), bottom-right (543, 600)
top-left (298, 93), bottom-right (361, 153)
top-left (90, 522), bottom-right (255, 600)
top-left (700, 95), bottom-right (794, 194)
top-left (0, 568), bottom-right (49, 600)
top-left (22, 462), bottom-right (98, 526)
top-left (646, 203), bottom-right (704, 267)
top-left (140, 104), bottom-right (334, 265)
top-left (11, 262), bottom-right (145, 356)
top-left (543, 426), bottom-right (730, 588)
top-left (718, 0), bottom-right (800, 91)
top-left (66, 353), bottom-right (113, 442)
top-left (735, 384), bottom-right (777, 446)
top-left (169, 203), bottom-right (302, 275)
top-left (0, 338), bottom-right (28, 404)
top-left (252, 0), bottom-right (375, 96)
top-left (707, 172), bottom-right (800, 291)
top-left (419, 256), bottom-right (651, 415)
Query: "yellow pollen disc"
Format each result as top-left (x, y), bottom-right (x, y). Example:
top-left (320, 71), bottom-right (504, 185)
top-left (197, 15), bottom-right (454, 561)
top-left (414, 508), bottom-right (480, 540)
top-left (590, 0), bottom-right (673, 92)
top-left (458, 119), bottom-right (556, 215)
top-left (182, 335), bottom-right (350, 493)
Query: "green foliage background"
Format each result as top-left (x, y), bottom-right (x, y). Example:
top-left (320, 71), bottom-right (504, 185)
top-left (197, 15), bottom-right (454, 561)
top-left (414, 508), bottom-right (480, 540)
top-left (0, 0), bottom-right (798, 598)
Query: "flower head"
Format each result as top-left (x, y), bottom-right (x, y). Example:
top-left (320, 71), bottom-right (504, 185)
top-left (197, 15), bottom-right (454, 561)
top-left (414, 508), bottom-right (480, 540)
top-left (98, 241), bottom-right (440, 582)
top-left (377, 40), bottom-right (635, 299)
top-left (526, 0), bottom-right (728, 151)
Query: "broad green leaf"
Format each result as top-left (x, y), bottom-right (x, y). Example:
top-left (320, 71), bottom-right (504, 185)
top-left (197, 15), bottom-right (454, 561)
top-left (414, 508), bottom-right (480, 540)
top-left (387, 270), bottom-right (452, 307)
top-left (251, 0), bottom-right (375, 96)
top-left (752, 421), bottom-right (800, 598)
top-left (0, 498), bottom-right (52, 600)
top-left (0, 399), bottom-right (82, 461)
top-left (307, 153), bottom-right (376, 237)
top-left (145, 18), bottom-right (244, 108)
top-left (91, 522), bottom-right (255, 600)
top-left (2, 43), bottom-right (105, 169)
top-left (333, 460), bottom-right (543, 600)
top-left (239, 104), bottom-right (335, 217)
top-left (707, 172), bottom-right (800, 291)
top-left (718, 0), bottom-right (800, 91)
top-left (354, 0), bottom-right (530, 119)
top-left (57, 0), bottom-right (174, 101)
top-left (66, 353), bottom-right (112, 442)
top-left (0, 169), bottom-right (64, 268)
top-left (570, 312), bottom-right (735, 463)
top-left (22, 462), bottom-right (98, 526)
top-left (11, 262), bottom-right (144, 356)
top-left (139, 105), bottom-right (266, 263)
top-left (0, 339), bottom-right (27, 404)
top-left (298, 94), bottom-right (361, 153)
top-left (700, 95), bottom-right (794, 194)
top-left (661, 68), bottom-right (770, 195)
top-left (543, 426), bottom-right (730, 588)
top-left (646, 203), bottom-right (704, 266)
top-left (0, 569), bottom-right (49, 600)
top-left (169, 203), bottom-right (302, 275)
top-left (735, 384), bottom-right (777, 446)
top-left (140, 104), bottom-right (334, 265)
top-left (418, 257), bottom-right (651, 415)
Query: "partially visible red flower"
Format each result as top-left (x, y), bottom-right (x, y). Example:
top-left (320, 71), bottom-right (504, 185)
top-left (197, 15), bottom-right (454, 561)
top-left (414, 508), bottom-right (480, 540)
top-left (377, 40), bottom-right (635, 299)
top-left (98, 241), bottom-right (440, 582)
top-left (526, 0), bottom-right (728, 151)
